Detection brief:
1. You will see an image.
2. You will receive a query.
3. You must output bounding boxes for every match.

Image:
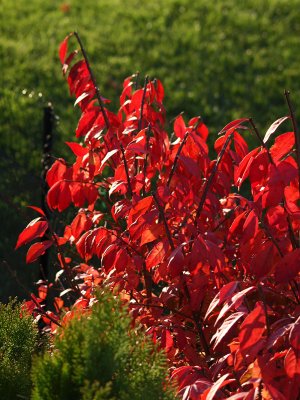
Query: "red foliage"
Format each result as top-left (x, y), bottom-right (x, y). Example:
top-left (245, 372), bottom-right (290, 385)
top-left (16, 32), bottom-right (300, 399)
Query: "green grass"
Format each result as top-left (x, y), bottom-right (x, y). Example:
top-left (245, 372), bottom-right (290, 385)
top-left (1, 0), bottom-right (300, 300)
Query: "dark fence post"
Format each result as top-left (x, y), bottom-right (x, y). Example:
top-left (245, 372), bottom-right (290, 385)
top-left (40, 102), bottom-right (54, 280)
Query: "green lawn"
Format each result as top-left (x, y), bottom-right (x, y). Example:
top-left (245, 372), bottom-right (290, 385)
top-left (1, 0), bottom-right (300, 301)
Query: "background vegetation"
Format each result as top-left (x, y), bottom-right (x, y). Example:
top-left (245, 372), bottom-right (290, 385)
top-left (1, 0), bottom-right (300, 301)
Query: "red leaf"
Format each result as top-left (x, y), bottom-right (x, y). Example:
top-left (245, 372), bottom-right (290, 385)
top-left (171, 366), bottom-right (205, 391)
top-left (62, 50), bottom-right (78, 75)
top-left (100, 149), bottom-right (119, 170)
top-left (16, 218), bottom-right (48, 249)
top-left (270, 131), bottom-right (295, 162)
top-left (26, 240), bottom-right (53, 264)
top-left (145, 239), bottom-right (169, 270)
top-left (239, 302), bottom-right (266, 359)
top-left (219, 118), bottom-right (249, 135)
top-left (263, 116), bottom-right (290, 143)
top-left (76, 105), bottom-right (100, 138)
top-left (205, 281), bottom-right (239, 320)
top-left (27, 206), bottom-right (46, 217)
top-left (275, 249), bottom-right (300, 283)
top-left (249, 241), bottom-right (275, 278)
top-left (140, 224), bottom-right (163, 246)
top-left (127, 196), bottom-right (154, 227)
top-left (38, 285), bottom-right (48, 300)
top-left (126, 129), bottom-right (148, 154)
top-left (204, 374), bottom-right (235, 400)
top-left (215, 286), bottom-right (256, 325)
top-left (47, 180), bottom-right (72, 211)
top-left (65, 142), bottom-right (88, 157)
top-left (174, 115), bottom-right (186, 139)
top-left (46, 159), bottom-right (68, 187)
top-left (289, 316), bottom-right (300, 351)
top-left (161, 329), bottom-right (174, 352)
top-left (167, 245), bottom-right (185, 278)
top-left (59, 33), bottom-right (73, 64)
top-left (70, 212), bottom-right (93, 240)
top-left (235, 148), bottom-right (261, 189)
top-left (211, 311), bottom-right (245, 349)
top-left (284, 347), bottom-right (300, 378)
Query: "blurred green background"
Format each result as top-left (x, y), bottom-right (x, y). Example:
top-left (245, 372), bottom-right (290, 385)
top-left (1, 0), bottom-right (300, 301)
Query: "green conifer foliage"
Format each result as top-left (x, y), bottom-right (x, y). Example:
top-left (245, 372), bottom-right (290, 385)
top-left (0, 299), bottom-right (39, 399)
top-left (31, 291), bottom-right (176, 400)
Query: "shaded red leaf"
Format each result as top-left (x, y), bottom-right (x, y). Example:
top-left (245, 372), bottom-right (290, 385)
top-left (26, 240), bottom-right (53, 264)
top-left (204, 373), bottom-right (235, 400)
top-left (275, 249), bottom-right (300, 283)
top-left (289, 316), bottom-right (300, 351)
top-left (205, 281), bottom-right (239, 320)
top-left (27, 206), bottom-right (46, 217)
top-left (211, 311), bottom-right (245, 349)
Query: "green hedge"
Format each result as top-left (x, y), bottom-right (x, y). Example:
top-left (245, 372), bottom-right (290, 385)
top-left (0, 300), bottom-right (40, 399)
top-left (31, 291), bottom-right (176, 400)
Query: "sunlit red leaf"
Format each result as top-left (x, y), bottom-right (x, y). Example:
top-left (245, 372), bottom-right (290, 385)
top-left (174, 115), bottom-right (186, 139)
top-left (47, 180), bottom-right (72, 211)
top-left (263, 116), bottom-right (290, 143)
top-left (239, 302), bottom-right (266, 360)
top-left (219, 118), bottom-right (249, 135)
top-left (65, 141), bottom-right (89, 157)
top-left (59, 33), bottom-right (73, 64)
top-left (16, 218), bottom-right (48, 249)
top-left (145, 239), bottom-right (169, 270)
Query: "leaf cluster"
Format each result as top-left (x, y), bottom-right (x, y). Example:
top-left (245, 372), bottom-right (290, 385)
top-left (17, 33), bottom-right (300, 399)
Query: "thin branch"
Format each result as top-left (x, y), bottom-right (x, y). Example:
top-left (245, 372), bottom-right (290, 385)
top-left (138, 76), bottom-right (149, 132)
top-left (120, 144), bottom-right (133, 197)
top-left (167, 130), bottom-right (190, 187)
top-left (73, 31), bottom-right (110, 130)
top-left (249, 118), bottom-right (274, 165)
top-left (258, 284), bottom-right (270, 336)
top-left (152, 192), bottom-right (175, 250)
top-left (142, 124), bottom-right (151, 196)
top-left (194, 132), bottom-right (234, 226)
